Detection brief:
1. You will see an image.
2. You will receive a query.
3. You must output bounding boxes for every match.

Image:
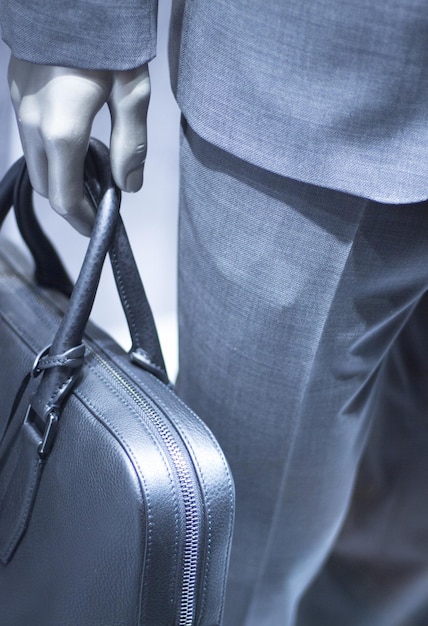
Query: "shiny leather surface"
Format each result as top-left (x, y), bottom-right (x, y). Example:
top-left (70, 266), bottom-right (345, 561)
top-left (0, 148), bottom-right (235, 625)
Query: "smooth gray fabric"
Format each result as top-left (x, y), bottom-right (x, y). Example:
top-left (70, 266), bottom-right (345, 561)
top-left (0, 0), bottom-right (158, 70)
top-left (170, 0), bottom-right (428, 203)
top-left (176, 124), bottom-right (428, 626)
top-left (298, 297), bottom-right (428, 626)
top-left (2, 1), bottom-right (428, 200)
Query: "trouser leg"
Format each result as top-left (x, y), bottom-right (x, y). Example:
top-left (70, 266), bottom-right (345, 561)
top-left (298, 291), bottom-right (428, 626)
top-left (176, 123), bottom-right (428, 626)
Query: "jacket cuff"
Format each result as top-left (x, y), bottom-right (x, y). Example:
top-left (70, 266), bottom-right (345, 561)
top-left (0, 1), bottom-right (157, 70)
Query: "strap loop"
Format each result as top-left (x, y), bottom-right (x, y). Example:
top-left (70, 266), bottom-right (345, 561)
top-left (32, 344), bottom-right (86, 378)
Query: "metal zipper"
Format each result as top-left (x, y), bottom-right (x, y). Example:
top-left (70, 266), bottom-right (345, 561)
top-left (91, 351), bottom-right (201, 626)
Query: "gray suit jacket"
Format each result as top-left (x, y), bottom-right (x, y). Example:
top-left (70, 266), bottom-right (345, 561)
top-left (2, 0), bottom-right (428, 203)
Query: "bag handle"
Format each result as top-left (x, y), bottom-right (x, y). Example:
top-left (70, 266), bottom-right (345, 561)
top-left (84, 143), bottom-right (168, 380)
top-left (11, 140), bottom-right (168, 384)
top-left (0, 140), bottom-right (168, 456)
top-left (1, 141), bottom-right (167, 382)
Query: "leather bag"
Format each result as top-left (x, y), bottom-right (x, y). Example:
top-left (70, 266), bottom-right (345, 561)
top-left (0, 140), bottom-right (234, 625)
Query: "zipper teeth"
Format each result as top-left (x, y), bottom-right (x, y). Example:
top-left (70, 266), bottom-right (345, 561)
top-left (92, 352), bottom-right (200, 625)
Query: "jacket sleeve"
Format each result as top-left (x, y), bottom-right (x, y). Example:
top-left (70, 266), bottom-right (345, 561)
top-left (0, 0), bottom-right (157, 70)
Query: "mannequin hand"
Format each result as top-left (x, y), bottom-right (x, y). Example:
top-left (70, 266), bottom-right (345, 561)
top-left (8, 56), bottom-right (150, 235)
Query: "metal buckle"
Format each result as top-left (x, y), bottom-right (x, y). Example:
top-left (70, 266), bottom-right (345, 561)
top-left (37, 411), bottom-right (58, 459)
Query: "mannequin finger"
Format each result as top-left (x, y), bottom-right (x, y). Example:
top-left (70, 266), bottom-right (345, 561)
top-left (109, 65), bottom-right (151, 192)
top-left (110, 116), bottom-right (148, 192)
top-left (8, 59), bottom-right (114, 234)
top-left (9, 87), bottom-right (49, 196)
top-left (44, 135), bottom-right (95, 236)
top-left (17, 127), bottom-right (49, 198)
top-left (38, 83), bottom-right (110, 234)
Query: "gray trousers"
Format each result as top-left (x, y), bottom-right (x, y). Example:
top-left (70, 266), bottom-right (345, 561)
top-left (176, 123), bottom-right (428, 626)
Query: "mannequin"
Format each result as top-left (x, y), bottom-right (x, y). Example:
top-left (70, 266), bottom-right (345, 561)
top-left (8, 56), bottom-right (150, 234)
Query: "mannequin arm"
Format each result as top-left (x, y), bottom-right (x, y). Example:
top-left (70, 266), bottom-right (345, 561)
top-left (8, 56), bottom-right (151, 234)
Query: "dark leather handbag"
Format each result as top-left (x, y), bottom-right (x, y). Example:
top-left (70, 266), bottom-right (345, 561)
top-left (0, 140), bottom-right (234, 625)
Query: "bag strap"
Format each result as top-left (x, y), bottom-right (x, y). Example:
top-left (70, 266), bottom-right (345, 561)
top-left (0, 140), bottom-right (168, 457)
top-left (12, 159), bottom-right (74, 296)
top-left (83, 143), bottom-right (168, 380)
top-left (0, 156), bottom-right (76, 298)
top-left (3, 140), bottom-right (167, 383)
